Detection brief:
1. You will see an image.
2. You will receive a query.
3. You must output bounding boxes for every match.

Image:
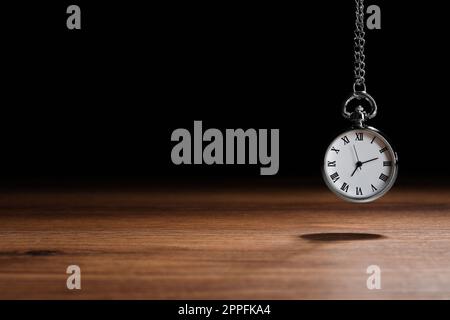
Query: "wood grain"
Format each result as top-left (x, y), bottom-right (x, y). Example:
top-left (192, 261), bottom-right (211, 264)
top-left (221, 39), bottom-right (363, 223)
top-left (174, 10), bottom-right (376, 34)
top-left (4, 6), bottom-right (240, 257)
top-left (0, 184), bottom-right (449, 299)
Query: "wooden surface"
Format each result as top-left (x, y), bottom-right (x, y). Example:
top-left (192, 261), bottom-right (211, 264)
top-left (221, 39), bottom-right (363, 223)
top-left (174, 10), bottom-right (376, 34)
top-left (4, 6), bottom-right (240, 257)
top-left (0, 184), bottom-right (449, 299)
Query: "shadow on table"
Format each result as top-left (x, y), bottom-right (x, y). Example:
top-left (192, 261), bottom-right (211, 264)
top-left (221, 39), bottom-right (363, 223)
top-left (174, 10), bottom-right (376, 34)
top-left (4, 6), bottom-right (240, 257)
top-left (300, 232), bottom-right (385, 242)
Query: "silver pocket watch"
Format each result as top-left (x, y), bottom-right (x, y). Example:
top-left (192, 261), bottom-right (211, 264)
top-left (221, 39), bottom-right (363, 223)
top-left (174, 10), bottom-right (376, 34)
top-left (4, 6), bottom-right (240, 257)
top-left (322, 91), bottom-right (398, 203)
top-left (322, 0), bottom-right (398, 202)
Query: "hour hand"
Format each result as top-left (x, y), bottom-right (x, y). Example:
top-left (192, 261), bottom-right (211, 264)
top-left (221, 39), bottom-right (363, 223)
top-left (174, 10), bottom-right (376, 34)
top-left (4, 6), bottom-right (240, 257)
top-left (361, 157), bottom-right (379, 165)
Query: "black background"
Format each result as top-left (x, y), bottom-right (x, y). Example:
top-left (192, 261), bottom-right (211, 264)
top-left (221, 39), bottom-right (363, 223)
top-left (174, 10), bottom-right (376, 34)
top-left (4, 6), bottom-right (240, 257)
top-left (2, 1), bottom-right (448, 186)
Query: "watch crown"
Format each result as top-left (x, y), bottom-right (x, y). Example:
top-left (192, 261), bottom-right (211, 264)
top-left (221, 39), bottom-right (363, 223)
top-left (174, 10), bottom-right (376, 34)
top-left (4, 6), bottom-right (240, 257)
top-left (350, 105), bottom-right (366, 127)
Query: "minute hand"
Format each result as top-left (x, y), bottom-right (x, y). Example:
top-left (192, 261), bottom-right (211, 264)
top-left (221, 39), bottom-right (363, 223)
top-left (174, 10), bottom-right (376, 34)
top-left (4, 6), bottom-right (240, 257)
top-left (361, 157), bottom-right (378, 165)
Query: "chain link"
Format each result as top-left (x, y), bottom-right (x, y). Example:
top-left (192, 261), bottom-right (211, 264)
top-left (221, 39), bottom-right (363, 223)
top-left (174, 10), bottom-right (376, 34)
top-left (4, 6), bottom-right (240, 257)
top-left (353, 0), bottom-right (366, 92)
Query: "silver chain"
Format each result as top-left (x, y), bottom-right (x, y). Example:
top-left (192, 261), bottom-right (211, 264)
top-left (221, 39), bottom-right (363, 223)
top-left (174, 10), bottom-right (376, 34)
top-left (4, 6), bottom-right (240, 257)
top-left (353, 0), bottom-right (366, 92)
top-left (343, 0), bottom-right (378, 124)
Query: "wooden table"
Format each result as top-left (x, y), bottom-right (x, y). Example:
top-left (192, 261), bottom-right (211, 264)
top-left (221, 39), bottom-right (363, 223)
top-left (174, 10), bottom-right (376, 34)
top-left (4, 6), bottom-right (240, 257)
top-left (0, 183), bottom-right (449, 299)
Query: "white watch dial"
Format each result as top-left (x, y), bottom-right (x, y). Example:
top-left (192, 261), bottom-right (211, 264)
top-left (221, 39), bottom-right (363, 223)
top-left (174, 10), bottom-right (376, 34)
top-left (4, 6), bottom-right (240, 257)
top-left (323, 128), bottom-right (397, 202)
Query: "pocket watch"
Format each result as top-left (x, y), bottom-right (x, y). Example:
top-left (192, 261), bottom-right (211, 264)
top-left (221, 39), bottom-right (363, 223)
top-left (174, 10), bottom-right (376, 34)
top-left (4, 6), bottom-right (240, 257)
top-left (322, 95), bottom-right (398, 203)
top-left (322, 0), bottom-right (398, 202)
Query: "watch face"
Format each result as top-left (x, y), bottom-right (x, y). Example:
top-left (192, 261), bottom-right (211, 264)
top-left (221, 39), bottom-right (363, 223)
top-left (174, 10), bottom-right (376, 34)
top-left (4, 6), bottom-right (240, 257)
top-left (322, 127), bottom-right (398, 202)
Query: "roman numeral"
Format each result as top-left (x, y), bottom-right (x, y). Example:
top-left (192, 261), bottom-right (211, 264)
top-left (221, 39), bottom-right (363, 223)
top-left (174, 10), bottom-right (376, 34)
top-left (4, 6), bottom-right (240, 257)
top-left (331, 147), bottom-right (340, 154)
top-left (341, 182), bottom-right (349, 192)
top-left (371, 184), bottom-right (378, 192)
top-left (370, 136), bottom-right (376, 144)
top-left (383, 161), bottom-right (392, 167)
top-left (379, 173), bottom-right (389, 182)
top-left (330, 172), bottom-right (340, 183)
top-left (356, 187), bottom-right (363, 196)
top-left (327, 161), bottom-right (336, 167)
top-left (341, 136), bottom-right (350, 145)
top-left (355, 132), bottom-right (363, 141)
top-left (379, 147), bottom-right (388, 154)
